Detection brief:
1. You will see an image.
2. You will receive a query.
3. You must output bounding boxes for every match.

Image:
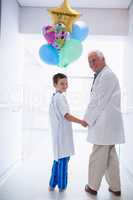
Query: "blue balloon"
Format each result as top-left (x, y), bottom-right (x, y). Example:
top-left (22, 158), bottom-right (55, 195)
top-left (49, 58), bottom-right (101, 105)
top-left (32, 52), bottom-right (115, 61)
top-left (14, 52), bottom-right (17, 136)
top-left (39, 44), bottom-right (59, 65)
top-left (70, 21), bottom-right (89, 41)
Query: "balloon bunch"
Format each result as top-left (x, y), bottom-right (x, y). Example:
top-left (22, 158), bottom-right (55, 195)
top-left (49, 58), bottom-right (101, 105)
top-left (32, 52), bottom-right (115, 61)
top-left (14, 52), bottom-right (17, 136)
top-left (39, 0), bottom-right (89, 68)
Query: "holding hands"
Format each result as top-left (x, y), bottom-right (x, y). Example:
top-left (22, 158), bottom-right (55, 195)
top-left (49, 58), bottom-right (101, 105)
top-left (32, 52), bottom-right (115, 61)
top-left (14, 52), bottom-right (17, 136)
top-left (80, 120), bottom-right (88, 127)
top-left (64, 113), bottom-right (88, 127)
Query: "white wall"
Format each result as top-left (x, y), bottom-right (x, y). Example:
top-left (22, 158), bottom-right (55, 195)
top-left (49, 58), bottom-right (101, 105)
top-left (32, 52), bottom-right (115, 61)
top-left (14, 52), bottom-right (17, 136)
top-left (0, 0), bottom-right (23, 178)
top-left (121, 2), bottom-right (133, 179)
top-left (20, 7), bottom-right (129, 36)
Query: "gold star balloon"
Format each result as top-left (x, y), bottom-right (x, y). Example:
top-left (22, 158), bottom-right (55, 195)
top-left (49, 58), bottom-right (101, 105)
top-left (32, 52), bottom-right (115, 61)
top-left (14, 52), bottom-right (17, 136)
top-left (48, 0), bottom-right (81, 32)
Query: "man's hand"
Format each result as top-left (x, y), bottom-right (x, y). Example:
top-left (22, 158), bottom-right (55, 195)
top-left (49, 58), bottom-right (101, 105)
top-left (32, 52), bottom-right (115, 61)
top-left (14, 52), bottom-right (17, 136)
top-left (81, 120), bottom-right (88, 127)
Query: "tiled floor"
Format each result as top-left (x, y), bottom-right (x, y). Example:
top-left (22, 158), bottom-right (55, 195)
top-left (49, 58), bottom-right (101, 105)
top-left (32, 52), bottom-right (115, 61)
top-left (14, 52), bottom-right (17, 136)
top-left (0, 130), bottom-right (133, 200)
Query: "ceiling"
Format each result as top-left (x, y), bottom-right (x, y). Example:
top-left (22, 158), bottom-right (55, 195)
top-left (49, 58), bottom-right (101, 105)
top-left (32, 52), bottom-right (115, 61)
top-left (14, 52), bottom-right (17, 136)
top-left (17, 0), bottom-right (132, 9)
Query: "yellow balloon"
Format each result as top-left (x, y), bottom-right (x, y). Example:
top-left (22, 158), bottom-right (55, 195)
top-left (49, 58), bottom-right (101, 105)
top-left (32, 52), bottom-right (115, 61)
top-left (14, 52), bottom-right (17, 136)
top-left (48, 0), bottom-right (80, 32)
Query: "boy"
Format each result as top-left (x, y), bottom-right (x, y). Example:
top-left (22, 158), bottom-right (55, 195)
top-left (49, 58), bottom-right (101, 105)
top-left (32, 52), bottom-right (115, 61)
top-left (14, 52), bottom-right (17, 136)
top-left (49, 73), bottom-right (87, 192)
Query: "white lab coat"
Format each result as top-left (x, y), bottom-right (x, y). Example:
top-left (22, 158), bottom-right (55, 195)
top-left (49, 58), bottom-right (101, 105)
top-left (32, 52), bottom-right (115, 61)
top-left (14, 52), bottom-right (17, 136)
top-left (49, 92), bottom-right (75, 161)
top-left (84, 66), bottom-right (125, 145)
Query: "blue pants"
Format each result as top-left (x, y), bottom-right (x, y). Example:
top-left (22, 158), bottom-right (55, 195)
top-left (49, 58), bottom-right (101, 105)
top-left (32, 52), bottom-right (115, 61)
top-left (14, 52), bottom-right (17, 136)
top-left (49, 157), bottom-right (70, 190)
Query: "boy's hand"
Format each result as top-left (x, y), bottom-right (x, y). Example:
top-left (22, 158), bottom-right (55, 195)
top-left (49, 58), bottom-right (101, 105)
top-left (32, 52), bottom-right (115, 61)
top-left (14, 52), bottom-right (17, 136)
top-left (81, 120), bottom-right (88, 127)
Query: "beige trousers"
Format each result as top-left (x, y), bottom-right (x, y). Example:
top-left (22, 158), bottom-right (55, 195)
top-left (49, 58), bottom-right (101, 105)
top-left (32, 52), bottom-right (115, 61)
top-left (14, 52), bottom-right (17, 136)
top-left (88, 145), bottom-right (121, 191)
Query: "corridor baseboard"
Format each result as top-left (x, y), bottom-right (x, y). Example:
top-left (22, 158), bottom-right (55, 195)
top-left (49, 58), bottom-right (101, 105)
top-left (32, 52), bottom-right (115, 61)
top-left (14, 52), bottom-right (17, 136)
top-left (0, 158), bottom-right (22, 187)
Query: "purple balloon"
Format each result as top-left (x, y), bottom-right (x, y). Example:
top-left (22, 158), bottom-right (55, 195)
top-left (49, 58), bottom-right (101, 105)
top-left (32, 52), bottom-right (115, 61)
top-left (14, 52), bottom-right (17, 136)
top-left (42, 25), bottom-right (56, 44)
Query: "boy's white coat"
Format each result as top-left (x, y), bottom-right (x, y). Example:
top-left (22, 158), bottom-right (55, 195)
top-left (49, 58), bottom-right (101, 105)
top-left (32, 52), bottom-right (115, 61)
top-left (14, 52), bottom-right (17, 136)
top-left (49, 92), bottom-right (75, 161)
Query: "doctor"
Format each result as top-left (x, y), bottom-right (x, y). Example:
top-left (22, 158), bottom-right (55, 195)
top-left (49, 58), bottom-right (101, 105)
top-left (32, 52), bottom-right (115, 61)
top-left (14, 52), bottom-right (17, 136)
top-left (84, 50), bottom-right (125, 196)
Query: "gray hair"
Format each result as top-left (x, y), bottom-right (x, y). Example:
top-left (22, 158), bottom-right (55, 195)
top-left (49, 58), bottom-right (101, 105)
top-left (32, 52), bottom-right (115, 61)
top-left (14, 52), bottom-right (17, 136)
top-left (89, 50), bottom-right (105, 60)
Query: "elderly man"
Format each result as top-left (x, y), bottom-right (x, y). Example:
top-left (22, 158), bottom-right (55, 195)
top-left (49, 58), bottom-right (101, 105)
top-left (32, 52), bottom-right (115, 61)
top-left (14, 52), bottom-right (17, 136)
top-left (84, 50), bottom-right (125, 196)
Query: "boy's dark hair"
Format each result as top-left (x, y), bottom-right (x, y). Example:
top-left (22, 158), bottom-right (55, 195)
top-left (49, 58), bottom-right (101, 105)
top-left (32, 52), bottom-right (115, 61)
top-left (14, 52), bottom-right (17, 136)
top-left (53, 73), bottom-right (67, 84)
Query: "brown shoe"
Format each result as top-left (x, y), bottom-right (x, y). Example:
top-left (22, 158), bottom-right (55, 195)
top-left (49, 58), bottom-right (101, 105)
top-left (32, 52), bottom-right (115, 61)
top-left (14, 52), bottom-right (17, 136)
top-left (109, 188), bottom-right (121, 196)
top-left (85, 184), bottom-right (97, 195)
